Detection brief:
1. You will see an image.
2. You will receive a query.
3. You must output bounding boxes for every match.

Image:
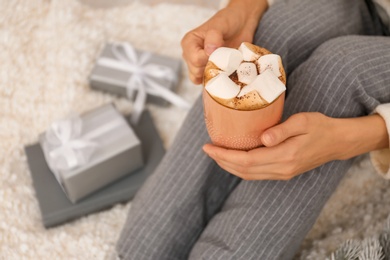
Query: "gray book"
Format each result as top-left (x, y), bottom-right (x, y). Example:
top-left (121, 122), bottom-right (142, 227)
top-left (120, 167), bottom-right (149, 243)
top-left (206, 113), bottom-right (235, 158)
top-left (24, 109), bottom-right (165, 228)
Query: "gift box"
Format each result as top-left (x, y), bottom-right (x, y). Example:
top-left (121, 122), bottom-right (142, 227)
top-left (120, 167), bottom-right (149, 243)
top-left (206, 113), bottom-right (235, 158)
top-left (38, 103), bottom-right (144, 203)
top-left (25, 109), bottom-right (165, 228)
top-left (89, 42), bottom-right (187, 110)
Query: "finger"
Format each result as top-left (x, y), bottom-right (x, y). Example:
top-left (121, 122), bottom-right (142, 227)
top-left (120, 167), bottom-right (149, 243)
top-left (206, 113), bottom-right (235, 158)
top-left (203, 144), bottom-right (270, 168)
top-left (181, 31), bottom-right (209, 65)
top-left (204, 144), bottom-right (297, 180)
top-left (183, 53), bottom-right (205, 84)
top-left (215, 160), bottom-right (291, 181)
top-left (189, 74), bottom-right (203, 85)
top-left (212, 160), bottom-right (242, 176)
top-left (203, 143), bottom-right (293, 174)
top-left (186, 63), bottom-right (206, 85)
top-left (203, 143), bottom-right (248, 164)
top-left (261, 114), bottom-right (308, 147)
top-left (212, 159), bottom-right (258, 179)
top-left (183, 53), bottom-right (208, 84)
top-left (209, 153), bottom-right (287, 178)
top-left (204, 29), bottom-right (225, 56)
top-left (182, 46), bottom-right (208, 68)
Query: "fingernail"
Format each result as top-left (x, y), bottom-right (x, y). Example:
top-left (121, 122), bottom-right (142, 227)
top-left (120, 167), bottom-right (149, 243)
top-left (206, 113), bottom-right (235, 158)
top-left (205, 44), bottom-right (217, 55)
top-left (203, 145), bottom-right (212, 156)
top-left (262, 133), bottom-right (273, 145)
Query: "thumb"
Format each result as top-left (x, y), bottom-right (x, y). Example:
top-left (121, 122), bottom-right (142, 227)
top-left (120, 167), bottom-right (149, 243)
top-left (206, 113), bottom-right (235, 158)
top-left (261, 116), bottom-right (304, 147)
top-left (204, 29), bottom-right (224, 56)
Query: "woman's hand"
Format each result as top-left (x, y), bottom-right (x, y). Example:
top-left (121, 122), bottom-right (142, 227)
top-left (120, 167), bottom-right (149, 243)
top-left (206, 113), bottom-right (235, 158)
top-left (181, 0), bottom-right (268, 84)
top-left (203, 112), bottom-right (389, 180)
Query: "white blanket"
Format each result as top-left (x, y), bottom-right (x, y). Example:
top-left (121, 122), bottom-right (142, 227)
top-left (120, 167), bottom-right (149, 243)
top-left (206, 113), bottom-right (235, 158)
top-left (0, 1), bottom-right (388, 259)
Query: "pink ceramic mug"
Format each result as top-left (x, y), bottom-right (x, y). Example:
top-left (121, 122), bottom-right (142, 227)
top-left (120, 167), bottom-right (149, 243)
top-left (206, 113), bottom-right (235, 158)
top-left (203, 89), bottom-right (285, 151)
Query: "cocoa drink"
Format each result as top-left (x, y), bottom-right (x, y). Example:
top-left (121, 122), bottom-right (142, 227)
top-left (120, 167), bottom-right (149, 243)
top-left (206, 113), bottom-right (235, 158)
top-left (203, 42), bottom-right (286, 150)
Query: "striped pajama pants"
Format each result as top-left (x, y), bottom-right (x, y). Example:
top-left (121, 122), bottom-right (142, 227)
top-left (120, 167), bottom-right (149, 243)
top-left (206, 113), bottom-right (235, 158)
top-left (116, 0), bottom-right (390, 259)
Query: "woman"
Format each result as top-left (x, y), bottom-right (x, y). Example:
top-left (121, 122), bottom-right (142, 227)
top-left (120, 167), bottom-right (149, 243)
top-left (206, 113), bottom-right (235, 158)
top-left (116, 0), bottom-right (390, 258)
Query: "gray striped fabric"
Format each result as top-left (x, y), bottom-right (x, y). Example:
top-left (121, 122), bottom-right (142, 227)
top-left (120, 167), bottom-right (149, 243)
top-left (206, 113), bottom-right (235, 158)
top-left (116, 0), bottom-right (390, 259)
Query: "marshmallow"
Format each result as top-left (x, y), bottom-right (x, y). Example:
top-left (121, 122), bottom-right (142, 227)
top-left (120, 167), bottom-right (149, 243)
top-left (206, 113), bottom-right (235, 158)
top-left (258, 54), bottom-right (282, 77)
top-left (205, 73), bottom-right (241, 100)
top-left (246, 69), bottom-right (286, 103)
top-left (209, 47), bottom-right (243, 76)
top-left (204, 42), bottom-right (286, 110)
top-left (237, 62), bottom-right (258, 85)
top-left (239, 42), bottom-right (261, 61)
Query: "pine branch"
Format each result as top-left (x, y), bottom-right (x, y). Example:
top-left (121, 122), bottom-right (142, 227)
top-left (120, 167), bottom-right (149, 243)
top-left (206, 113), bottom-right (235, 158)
top-left (330, 239), bottom-right (361, 260)
top-left (358, 237), bottom-right (384, 260)
top-left (328, 214), bottom-right (390, 260)
top-left (379, 214), bottom-right (390, 260)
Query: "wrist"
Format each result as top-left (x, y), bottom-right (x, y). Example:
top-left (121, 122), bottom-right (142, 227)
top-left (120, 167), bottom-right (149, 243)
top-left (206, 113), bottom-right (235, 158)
top-left (225, 0), bottom-right (268, 35)
top-left (332, 115), bottom-right (389, 160)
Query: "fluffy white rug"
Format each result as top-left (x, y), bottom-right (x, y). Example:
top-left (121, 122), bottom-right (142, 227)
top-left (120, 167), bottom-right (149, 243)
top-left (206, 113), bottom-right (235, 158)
top-left (1, 1), bottom-right (389, 259)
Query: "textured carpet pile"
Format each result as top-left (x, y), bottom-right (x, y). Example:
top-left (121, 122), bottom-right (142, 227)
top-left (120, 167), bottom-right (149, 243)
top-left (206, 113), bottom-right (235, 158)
top-left (1, 1), bottom-right (389, 259)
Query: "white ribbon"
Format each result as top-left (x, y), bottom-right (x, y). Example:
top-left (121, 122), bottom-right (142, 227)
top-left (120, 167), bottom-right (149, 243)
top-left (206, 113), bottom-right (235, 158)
top-left (97, 43), bottom-right (191, 124)
top-left (44, 114), bottom-right (123, 172)
top-left (44, 115), bottom-right (97, 171)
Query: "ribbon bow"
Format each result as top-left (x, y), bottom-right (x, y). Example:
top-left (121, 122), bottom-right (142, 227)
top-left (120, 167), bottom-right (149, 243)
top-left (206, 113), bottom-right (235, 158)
top-left (44, 115), bottom-right (98, 171)
top-left (97, 43), bottom-right (191, 124)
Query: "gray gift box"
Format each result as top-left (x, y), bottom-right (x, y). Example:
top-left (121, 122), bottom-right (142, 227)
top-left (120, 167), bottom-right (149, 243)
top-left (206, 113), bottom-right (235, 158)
top-left (89, 43), bottom-right (182, 106)
top-left (25, 109), bottom-right (165, 228)
top-left (38, 103), bottom-right (144, 203)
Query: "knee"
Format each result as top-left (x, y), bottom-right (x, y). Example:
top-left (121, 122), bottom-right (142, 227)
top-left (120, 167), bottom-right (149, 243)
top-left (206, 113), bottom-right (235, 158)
top-left (253, 0), bottom-right (371, 75)
top-left (296, 36), bottom-right (362, 80)
top-left (253, 1), bottom-right (310, 52)
top-left (253, 1), bottom-right (326, 75)
top-left (307, 35), bottom-right (367, 73)
top-left (284, 36), bottom-right (369, 117)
